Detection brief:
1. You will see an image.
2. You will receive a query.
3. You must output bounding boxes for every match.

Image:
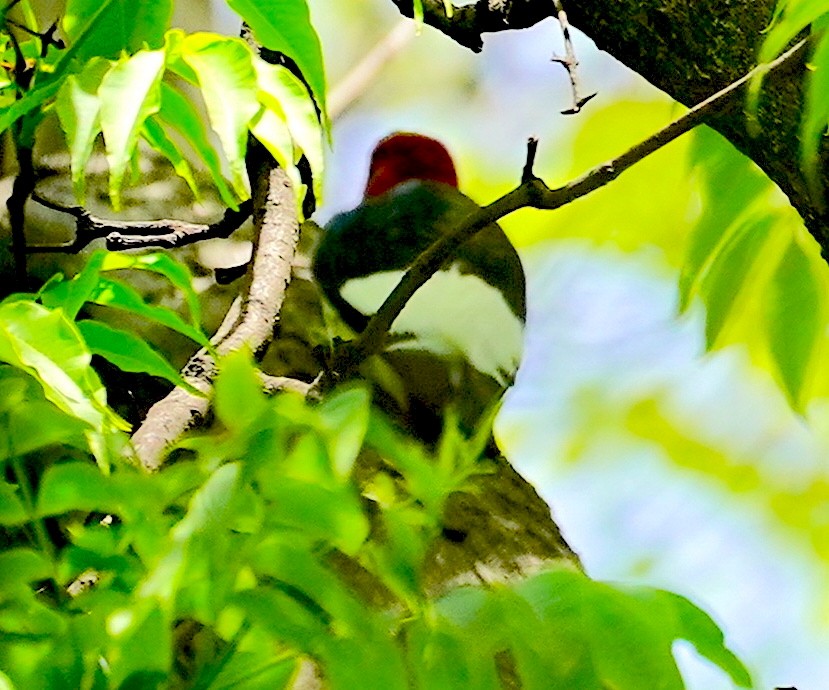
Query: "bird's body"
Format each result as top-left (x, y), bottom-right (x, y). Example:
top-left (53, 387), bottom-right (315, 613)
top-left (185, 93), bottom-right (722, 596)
top-left (313, 133), bottom-right (525, 440)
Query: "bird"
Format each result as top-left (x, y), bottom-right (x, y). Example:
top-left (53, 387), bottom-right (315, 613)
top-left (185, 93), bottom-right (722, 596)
top-left (313, 132), bottom-right (526, 443)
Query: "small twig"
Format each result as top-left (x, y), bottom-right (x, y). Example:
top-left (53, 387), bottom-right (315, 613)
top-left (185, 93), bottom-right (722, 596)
top-left (260, 372), bottom-right (316, 397)
top-left (334, 37), bottom-right (808, 371)
top-left (7, 143), bottom-right (33, 288)
top-left (29, 195), bottom-right (252, 252)
top-left (522, 138), bottom-right (539, 183)
top-left (328, 18), bottom-right (415, 120)
top-left (551, 0), bottom-right (596, 114)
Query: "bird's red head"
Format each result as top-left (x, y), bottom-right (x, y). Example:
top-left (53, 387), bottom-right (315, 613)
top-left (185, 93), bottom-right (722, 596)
top-left (364, 132), bottom-right (459, 198)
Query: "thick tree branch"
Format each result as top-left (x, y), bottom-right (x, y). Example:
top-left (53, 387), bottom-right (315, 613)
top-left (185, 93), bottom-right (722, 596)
top-left (131, 150), bottom-right (300, 471)
top-left (28, 194), bottom-right (252, 252)
top-left (391, 0), bottom-right (829, 258)
top-left (338, 38), bottom-right (806, 368)
top-left (389, 0), bottom-right (554, 52)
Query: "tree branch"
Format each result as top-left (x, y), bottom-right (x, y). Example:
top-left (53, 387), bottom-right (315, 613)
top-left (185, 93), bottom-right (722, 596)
top-left (336, 37), bottom-right (807, 369)
top-left (388, 0), bottom-right (554, 52)
top-left (131, 150), bottom-right (300, 471)
top-left (28, 194), bottom-right (252, 252)
top-left (550, 0), bottom-right (596, 114)
top-left (390, 0), bottom-right (829, 260)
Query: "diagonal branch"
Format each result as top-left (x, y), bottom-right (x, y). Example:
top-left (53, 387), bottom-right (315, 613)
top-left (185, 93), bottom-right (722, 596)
top-left (335, 37), bottom-right (807, 370)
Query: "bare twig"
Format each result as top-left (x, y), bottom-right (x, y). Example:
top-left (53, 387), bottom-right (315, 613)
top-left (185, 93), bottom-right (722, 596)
top-left (328, 18), bottom-right (415, 120)
top-left (551, 0), bottom-right (596, 114)
top-left (6, 142), bottom-right (33, 287)
top-left (521, 137), bottom-right (539, 183)
top-left (334, 37), bottom-right (807, 370)
top-left (29, 194), bottom-right (253, 252)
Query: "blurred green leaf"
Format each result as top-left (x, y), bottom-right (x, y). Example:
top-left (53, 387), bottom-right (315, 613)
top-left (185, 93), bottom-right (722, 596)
top-left (105, 604), bottom-right (171, 688)
top-left (0, 481), bottom-right (26, 525)
top-left (698, 210), bottom-right (778, 347)
top-left (680, 127), bottom-right (772, 310)
top-left (767, 237), bottom-right (825, 408)
top-left (514, 570), bottom-right (752, 689)
top-left (37, 461), bottom-right (116, 516)
top-left (264, 476), bottom-right (368, 554)
top-left (0, 549), bottom-right (52, 593)
top-left (799, 17), bottom-right (829, 196)
top-left (78, 319), bottom-right (193, 390)
top-left (317, 387), bottom-right (370, 477)
top-left (214, 349), bottom-right (268, 434)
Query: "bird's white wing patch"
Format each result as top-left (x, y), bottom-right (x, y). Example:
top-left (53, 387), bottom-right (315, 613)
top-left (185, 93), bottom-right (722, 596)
top-left (341, 265), bottom-right (523, 384)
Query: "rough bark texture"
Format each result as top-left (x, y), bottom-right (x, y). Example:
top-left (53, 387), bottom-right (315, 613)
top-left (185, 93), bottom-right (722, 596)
top-left (395, 0), bottom-right (829, 259)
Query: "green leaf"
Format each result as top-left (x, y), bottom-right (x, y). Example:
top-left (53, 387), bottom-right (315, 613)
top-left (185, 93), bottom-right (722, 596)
top-left (214, 349), bottom-right (267, 434)
top-left (0, 398), bottom-right (88, 463)
top-left (36, 461), bottom-right (116, 516)
top-left (513, 570), bottom-right (753, 689)
top-left (317, 387), bottom-right (370, 477)
top-left (680, 128), bottom-right (772, 310)
top-left (39, 251), bottom-right (107, 320)
top-left (264, 476), bottom-right (369, 554)
top-left (208, 652), bottom-right (298, 690)
top-left (77, 320), bottom-right (193, 391)
top-left (105, 604), bottom-right (171, 688)
top-left (156, 81), bottom-right (238, 208)
top-left (226, 0), bottom-right (327, 121)
top-left (799, 21), bottom-right (829, 197)
top-left (181, 34), bottom-right (261, 198)
top-left (63, 0), bottom-right (172, 60)
top-left (748, 1), bottom-right (827, 122)
top-left (142, 117), bottom-right (200, 200)
top-left (100, 251), bottom-right (203, 329)
top-left (699, 211), bottom-right (778, 346)
top-left (0, 482), bottom-right (27, 525)
top-left (253, 59), bottom-right (324, 202)
top-left (99, 48), bottom-right (166, 209)
top-left (767, 237), bottom-right (825, 408)
top-left (0, 548), bottom-right (52, 593)
top-left (54, 57), bottom-right (111, 204)
top-left (0, 301), bottom-right (128, 434)
top-left (0, 0), bottom-right (124, 135)
top-left (249, 104), bottom-right (300, 197)
top-left (89, 277), bottom-right (210, 349)
top-left (757, 0), bottom-right (825, 65)
top-left (0, 77), bottom-right (62, 134)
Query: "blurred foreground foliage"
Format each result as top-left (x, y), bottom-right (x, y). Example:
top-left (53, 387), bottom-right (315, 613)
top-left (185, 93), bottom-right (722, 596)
top-left (0, 253), bottom-right (751, 689)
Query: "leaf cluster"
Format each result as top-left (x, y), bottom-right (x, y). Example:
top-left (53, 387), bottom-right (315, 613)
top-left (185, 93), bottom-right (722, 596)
top-left (0, 0), bottom-right (325, 214)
